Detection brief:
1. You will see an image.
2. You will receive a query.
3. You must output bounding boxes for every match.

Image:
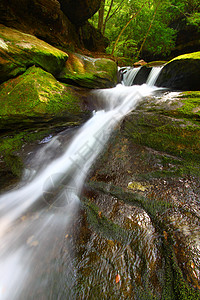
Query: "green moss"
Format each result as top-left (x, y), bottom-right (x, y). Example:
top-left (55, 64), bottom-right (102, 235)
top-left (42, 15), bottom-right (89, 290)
top-left (145, 61), bottom-right (167, 67)
top-left (124, 113), bottom-right (200, 166)
top-left (0, 66), bottom-right (83, 118)
top-left (176, 92), bottom-right (200, 118)
top-left (0, 24), bottom-right (68, 83)
top-left (170, 51), bottom-right (200, 62)
top-left (58, 53), bottom-right (117, 88)
top-left (0, 129), bottom-right (51, 177)
top-left (163, 240), bottom-right (200, 300)
top-left (83, 197), bottom-right (130, 244)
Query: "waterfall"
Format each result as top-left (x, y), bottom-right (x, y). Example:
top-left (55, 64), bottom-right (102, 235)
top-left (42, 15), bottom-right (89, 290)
top-left (122, 67), bottom-right (141, 86)
top-left (146, 66), bottom-right (163, 86)
top-left (122, 66), bottom-right (163, 87)
top-left (0, 84), bottom-right (158, 300)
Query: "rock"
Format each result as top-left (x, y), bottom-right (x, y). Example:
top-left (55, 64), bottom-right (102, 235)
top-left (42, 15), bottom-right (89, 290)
top-left (79, 90), bottom-right (200, 298)
top-left (0, 0), bottom-right (80, 50)
top-left (145, 61), bottom-right (167, 67)
top-left (0, 65), bottom-right (91, 178)
top-left (0, 66), bottom-right (87, 122)
top-left (132, 65), bottom-right (152, 85)
top-left (133, 59), bottom-right (147, 67)
top-left (58, 0), bottom-right (101, 25)
top-left (156, 51), bottom-right (200, 90)
top-left (58, 53), bottom-right (118, 89)
top-left (0, 25), bottom-right (68, 83)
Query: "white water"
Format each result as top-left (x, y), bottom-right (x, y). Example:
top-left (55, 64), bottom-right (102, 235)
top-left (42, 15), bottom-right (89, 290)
top-left (122, 67), bottom-right (141, 86)
top-left (122, 66), bottom-right (163, 87)
top-left (146, 66), bottom-right (163, 86)
top-left (0, 83), bottom-right (158, 299)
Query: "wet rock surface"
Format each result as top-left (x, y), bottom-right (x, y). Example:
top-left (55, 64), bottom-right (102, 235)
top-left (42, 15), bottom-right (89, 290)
top-left (75, 90), bottom-right (200, 299)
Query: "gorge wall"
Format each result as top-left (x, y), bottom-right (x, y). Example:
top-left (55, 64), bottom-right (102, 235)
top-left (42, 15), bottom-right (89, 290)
top-left (0, 0), bottom-right (107, 52)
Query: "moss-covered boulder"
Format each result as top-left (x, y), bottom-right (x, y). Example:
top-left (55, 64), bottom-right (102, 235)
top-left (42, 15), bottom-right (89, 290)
top-left (0, 24), bottom-right (68, 83)
top-left (58, 53), bottom-right (118, 89)
top-left (0, 65), bottom-right (91, 180)
top-left (156, 51), bottom-right (200, 90)
top-left (0, 66), bottom-right (87, 124)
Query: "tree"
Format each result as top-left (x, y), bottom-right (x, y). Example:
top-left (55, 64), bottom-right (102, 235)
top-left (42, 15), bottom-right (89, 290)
top-left (98, 0), bottom-right (106, 33)
top-left (136, 1), bottom-right (160, 59)
top-left (111, 1), bottom-right (147, 55)
top-left (89, 0), bottom-right (199, 61)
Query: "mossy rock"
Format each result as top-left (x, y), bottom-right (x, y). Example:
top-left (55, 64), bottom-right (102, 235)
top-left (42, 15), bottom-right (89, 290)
top-left (58, 53), bottom-right (118, 88)
top-left (0, 66), bottom-right (87, 124)
top-left (0, 24), bottom-right (68, 83)
top-left (0, 128), bottom-right (51, 179)
top-left (156, 51), bottom-right (200, 90)
top-left (145, 61), bottom-right (167, 67)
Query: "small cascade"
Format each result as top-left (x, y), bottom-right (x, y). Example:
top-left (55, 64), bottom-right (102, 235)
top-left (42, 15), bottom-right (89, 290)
top-left (0, 84), bottom-right (157, 300)
top-left (121, 66), bottom-right (163, 87)
top-left (146, 66), bottom-right (163, 86)
top-left (122, 67), bottom-right (141, 86)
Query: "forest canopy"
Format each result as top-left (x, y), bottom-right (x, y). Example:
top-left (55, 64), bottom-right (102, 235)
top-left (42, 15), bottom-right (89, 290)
top-left (89, 0), bottom-right (200, 61)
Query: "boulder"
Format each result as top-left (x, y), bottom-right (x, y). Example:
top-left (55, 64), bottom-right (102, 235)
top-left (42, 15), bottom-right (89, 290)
top-left (0, 25), bottom-right (68, 83)
top-left (156, 51), bottom-right (200, 90)
top-left (79, 90), bottom-right (200, 299)
top-left (58, 0), bottom-right (101, 25)
top-left (0, 0), bottom-right (80, 50)
top-left (0, 65), bottom-right (91, 179)
top-left (58, 53), bottom-right (118, 88)
top-left (0, 66), bottom-right (87, 122)
top-left (133, 59), bottom-right (147, 67)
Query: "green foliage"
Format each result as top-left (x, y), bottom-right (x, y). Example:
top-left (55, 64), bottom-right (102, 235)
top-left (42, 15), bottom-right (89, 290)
top-left (90, 0), bottom-right (200, 60)
top-left (187, 12), bottom-right (200, 30)
top-left (106, 39), bottom-right (138, 57)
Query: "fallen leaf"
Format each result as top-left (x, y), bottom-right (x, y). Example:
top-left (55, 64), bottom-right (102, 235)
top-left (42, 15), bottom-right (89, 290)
top-left (115, 273), bottom-right (121, 283)
top-left (163, 231), bottom-right (168, 241)
top-left (98, 211), bottom-right (102, 218)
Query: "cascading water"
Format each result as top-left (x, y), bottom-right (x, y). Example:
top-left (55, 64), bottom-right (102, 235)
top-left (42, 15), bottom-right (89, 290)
top-left (122, 67), bottom-right (141, 86)
top-left (122, 66), bottom-right (163, 86)
top-left (0, 77), bottom-right (160, 299)
top-left (146, 66), bottom-right (163, 86)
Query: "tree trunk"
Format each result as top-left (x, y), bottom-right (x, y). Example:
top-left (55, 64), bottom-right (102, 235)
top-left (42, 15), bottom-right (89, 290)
top-left (102, 0), bottom-right (114, 35)
top-left (98, 0), bottom-right (105, 33)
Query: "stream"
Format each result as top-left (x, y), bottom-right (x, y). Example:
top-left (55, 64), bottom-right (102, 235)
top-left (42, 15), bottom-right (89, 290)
top-left (0, 68), bottom-right (166, 299)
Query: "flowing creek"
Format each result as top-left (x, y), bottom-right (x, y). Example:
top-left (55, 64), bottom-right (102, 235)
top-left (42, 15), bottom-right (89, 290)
top-left (0, 67), bottom-right (198, 299)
